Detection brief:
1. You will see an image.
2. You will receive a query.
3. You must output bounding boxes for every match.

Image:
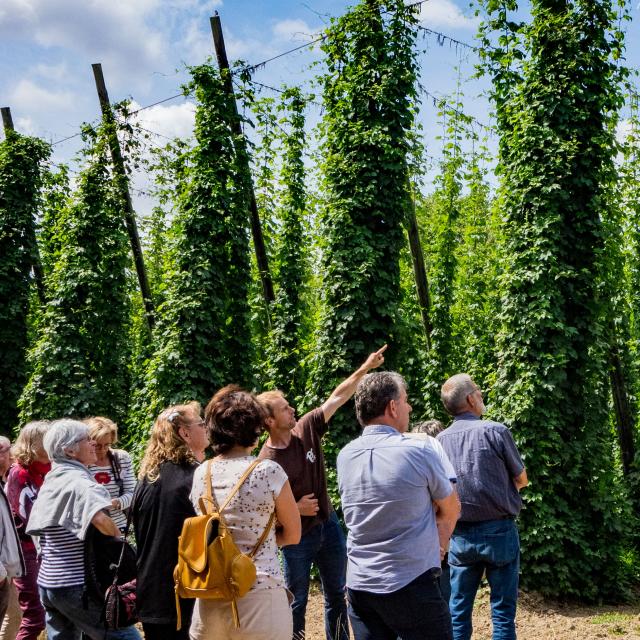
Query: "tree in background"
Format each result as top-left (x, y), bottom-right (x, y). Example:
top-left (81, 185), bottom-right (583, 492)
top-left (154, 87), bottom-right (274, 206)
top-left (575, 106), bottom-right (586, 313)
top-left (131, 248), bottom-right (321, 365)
top-left (481, 0), bottom-right (631, 599)
top-left (0, 131), bottom-right (50, 434)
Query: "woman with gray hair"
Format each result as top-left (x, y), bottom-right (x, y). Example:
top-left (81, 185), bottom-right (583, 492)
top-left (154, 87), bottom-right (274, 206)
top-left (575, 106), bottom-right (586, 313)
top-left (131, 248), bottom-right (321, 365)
top-left (26, 419), bottom-right (140, 640)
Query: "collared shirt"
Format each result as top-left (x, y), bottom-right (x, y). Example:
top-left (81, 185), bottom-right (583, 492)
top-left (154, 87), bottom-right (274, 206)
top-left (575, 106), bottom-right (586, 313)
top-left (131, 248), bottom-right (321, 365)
top-left (337, 425), bottom-right (453, 594)
top-left (437, 412), bottom-right (524, 522)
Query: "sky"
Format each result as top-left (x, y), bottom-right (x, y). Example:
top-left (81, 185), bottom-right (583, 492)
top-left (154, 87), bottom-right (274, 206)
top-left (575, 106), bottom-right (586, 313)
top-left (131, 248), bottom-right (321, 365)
top-left (1, 0), bottom-right (639, 207)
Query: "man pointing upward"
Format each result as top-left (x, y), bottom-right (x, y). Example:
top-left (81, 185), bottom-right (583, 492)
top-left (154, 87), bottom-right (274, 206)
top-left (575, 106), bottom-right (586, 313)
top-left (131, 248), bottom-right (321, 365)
top-left (258, 345), bottom-right (387, 640)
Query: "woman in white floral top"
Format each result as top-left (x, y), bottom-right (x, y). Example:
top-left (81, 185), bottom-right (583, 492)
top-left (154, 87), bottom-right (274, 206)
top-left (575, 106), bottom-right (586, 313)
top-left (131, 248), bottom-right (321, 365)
top-left (190, 385), bottom-right (300, 640)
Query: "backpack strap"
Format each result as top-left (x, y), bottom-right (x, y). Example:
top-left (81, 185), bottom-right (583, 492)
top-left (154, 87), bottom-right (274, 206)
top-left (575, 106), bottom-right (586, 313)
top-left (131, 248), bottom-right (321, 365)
top-left (248, 511), bottom-right (276, 559)
top-left (199, 459), bottom-right (262, 516)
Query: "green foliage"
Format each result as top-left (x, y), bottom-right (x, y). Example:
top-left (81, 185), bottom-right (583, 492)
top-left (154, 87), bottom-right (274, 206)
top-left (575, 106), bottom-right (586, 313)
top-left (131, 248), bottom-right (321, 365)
top-left (309, 0), bottom-right (419, 452)
top-left (265, 87), bottom-right (311, 400)
top-left (20, 124), bottom-right (130, 422)
top-left (0, 131), bottom-right (50, 434)
top-left (481, 0), bottom-right (632, 599)
top-left (136, 63), bottom-right (254, 425)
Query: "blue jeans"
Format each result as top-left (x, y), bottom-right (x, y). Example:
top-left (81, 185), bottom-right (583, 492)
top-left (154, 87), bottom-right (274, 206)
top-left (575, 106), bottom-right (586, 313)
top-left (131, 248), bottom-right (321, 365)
top-left (347, 569), bottom-right (452, 640)
top-left (448, 519), bottom-right (520, 640)
top-left (281, 511), bottom-right (348, 640)
top-left (39, 585), bottom-right (141, 640)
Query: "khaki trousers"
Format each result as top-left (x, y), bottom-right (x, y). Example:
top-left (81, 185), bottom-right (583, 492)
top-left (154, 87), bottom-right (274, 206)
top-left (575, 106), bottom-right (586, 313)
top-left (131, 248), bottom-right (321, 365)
top-left (0, 580), bottom-right (21, 640)
top-left (190, 588), bottom-right (292, 640)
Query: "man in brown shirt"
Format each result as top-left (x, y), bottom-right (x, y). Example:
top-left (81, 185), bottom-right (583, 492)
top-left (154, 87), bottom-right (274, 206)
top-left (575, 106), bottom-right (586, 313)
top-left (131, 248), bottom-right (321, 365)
top-left (258, 345), bottom-right (387, 640)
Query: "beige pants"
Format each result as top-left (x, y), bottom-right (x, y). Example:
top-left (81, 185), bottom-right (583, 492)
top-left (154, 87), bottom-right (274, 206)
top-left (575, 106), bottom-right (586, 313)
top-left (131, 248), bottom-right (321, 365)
top-left (190, 588), bottom-right (292, 640)
top-left (0, 580), bottom-right (21, 640)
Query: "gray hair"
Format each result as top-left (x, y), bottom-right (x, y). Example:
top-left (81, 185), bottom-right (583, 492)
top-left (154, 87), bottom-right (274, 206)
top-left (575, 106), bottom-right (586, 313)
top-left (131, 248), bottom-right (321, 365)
top-left (441, 373), bottom-right (476, 416)
top-left (411, 419), bottom-right (445, 437)
top-left (43, 419), bottom-right (89, 462)
top-left (0, 436), bottom-right (10, 450)
top-left (355, 371), bottom-right (406, 427)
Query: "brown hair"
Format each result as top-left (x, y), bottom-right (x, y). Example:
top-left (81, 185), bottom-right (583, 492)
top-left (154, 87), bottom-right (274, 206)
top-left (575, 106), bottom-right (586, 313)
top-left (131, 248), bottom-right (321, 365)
top-left (139, 402), bottom-right (201, 481)
top-left (12, 421), bottom-right (50, 466)
top-left (205, 385), bottom-right (267, 455)
top-left (83, 416), bottom-right (118, 443)
top-left (255, 390), bottom-right (285, 418)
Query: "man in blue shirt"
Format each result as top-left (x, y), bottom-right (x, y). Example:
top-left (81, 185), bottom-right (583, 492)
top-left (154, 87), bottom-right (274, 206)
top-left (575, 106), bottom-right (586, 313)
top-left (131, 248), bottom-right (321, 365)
top-left (337, 372), bottom-right (460, 640)
top-left (437, 374), bottom-right (528, 640)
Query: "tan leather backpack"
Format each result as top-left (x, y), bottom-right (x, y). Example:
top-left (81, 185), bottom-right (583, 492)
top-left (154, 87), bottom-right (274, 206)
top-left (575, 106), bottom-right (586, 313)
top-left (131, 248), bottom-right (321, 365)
top-left (173, 459), bottom-right (275, 629)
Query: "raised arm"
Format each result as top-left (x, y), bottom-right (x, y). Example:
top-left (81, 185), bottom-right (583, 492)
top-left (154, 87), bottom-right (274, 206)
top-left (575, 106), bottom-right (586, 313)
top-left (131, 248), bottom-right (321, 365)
top-left (321, 345), bottom-right (388, 423)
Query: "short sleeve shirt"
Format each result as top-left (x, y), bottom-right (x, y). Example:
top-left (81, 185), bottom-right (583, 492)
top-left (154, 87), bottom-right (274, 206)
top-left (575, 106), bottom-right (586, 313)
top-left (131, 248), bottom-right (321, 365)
top-left (404, 433), bottom-right (456, 482)
top-left (437, 413), bottom-right (525, 522)
top-left (258, 408), bottom-right (330, 536)
top-left (191, 457), bottom-right (288, 591)
top-left (337, 425), bottom-right (453, 594)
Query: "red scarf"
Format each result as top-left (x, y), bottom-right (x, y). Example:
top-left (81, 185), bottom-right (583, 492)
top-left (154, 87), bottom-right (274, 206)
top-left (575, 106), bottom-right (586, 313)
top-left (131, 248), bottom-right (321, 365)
top-left (25, 460), bottom-right (51, 489)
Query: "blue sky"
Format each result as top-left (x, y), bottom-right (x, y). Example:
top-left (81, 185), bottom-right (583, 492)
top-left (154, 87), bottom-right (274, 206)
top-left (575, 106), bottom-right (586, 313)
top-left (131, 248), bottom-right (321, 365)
top-left (1, 0), bottom-right (638, 203)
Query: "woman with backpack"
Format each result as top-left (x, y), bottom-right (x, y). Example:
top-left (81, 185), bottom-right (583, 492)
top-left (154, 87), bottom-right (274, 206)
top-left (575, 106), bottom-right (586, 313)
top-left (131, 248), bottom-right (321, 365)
top-left (5, 421), bottom-right (50, 640)
top-left (26, 419), bottom-right (141, 640)
top-left (85, 417), bottom-right (136, 533)
top-left (133, 402), bottom-right (210, 640)
top-left (188, 385), bottom-right (300, 640)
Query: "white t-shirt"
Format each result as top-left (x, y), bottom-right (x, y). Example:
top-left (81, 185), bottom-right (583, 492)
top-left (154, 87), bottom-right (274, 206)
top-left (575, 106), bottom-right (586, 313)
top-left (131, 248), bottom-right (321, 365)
top-left (404, 433), bottom-right (457, 482)
top-left (190, 456), bottom-right (287, 591)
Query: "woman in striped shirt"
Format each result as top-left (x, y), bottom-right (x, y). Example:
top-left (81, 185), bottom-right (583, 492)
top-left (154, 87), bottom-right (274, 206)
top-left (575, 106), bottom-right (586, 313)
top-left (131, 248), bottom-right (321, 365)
top-left (26, 419), bottom-right (141, 640)
top-left (85, 417), bottom-right (136, 532)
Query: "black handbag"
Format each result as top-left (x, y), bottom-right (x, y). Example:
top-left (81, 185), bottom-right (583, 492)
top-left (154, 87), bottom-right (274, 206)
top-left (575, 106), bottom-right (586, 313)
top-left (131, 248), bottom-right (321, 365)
top-left (84, 524), bottom-right (137, 603)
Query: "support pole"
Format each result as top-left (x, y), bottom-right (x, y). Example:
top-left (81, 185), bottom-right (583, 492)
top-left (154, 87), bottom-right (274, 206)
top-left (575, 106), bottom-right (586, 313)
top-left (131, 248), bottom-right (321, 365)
top-left (210, 13), bottom-right (275, 307)
top-left (1, 107), bottom-right (14, 133)
top-left (91, 63), bottom-right (155, 331)
top-left (406, 181), bottom-right (432, 348)
top-left (2, 107), bottom-right (46, 304)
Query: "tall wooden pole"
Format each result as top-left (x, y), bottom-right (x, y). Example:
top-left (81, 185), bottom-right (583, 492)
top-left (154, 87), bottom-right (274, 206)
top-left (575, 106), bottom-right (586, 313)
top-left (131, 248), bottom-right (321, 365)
top-left (2, 107), bottom-right (46, 304)
top-left (1, 107), bottom-right (14, 132)
top-left (210, 13), bottom-right (275, 307)
top-left (91, 63), bottom-right (155, 331)
top-left (406, 181), bottom-right (433, 348)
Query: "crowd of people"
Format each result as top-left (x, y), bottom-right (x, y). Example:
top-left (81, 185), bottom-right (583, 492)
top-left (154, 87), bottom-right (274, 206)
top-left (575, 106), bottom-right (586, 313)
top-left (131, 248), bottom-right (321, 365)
top-left (0, 347), bottom-right (527, 640)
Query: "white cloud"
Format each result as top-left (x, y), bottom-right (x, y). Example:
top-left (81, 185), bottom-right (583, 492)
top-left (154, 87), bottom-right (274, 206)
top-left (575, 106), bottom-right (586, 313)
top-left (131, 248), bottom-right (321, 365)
top-left (130, 100), bottom-right (196, 140)
top-left (417, 0), bottom-right (480, 30)
top-left (0, 0), bottom-right (167, 87)
top-left (272, 19), bottom-right (317, 42)
top-left (10, 79), bottom-right (75, 113)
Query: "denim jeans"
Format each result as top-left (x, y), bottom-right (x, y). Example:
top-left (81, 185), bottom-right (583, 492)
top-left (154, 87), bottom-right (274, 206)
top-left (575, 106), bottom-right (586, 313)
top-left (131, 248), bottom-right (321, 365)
top-left (281, 511), bottom-right (348, 640)
top-left (39, 585), bottom-right (141, 640)
top-left (448, 519), bottom-right (520, 640)
top-left (347, 569), bottom-right (452, 640)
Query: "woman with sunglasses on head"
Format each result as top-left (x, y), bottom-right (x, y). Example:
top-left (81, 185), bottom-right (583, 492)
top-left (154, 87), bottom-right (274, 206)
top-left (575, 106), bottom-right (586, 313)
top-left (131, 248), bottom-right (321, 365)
top-left (85, 417), bottom-right (136, 534)
top-left (133, 402), bottom-right (209, 640)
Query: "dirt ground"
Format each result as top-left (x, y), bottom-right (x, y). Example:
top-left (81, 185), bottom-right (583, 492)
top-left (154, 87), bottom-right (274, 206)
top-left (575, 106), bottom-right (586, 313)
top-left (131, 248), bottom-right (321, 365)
top-left (305, 584), bottom-right (640, 639)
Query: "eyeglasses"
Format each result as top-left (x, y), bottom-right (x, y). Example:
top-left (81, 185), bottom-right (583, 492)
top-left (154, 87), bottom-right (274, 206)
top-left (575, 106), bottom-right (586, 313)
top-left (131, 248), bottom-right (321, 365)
top-left (190, 420), bottom-right (206, 429)
top-left (93, 442), bottom-right (113, 451)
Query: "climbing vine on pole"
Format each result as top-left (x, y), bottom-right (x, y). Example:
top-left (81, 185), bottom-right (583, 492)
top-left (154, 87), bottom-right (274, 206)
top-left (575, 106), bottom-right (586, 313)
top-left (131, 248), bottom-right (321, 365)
top-left (481, 0), bottom-right (631, 599)
top-left (308, 0), bottom-right (419, 450)
top-left (138, 63), bottom-right (253, 424)
top-left (20, 123), bottom-right (131, 422)
top-left (0, 131), bottom-right (50, 434)
top-left (266, 87), bottom-right (310, 401)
